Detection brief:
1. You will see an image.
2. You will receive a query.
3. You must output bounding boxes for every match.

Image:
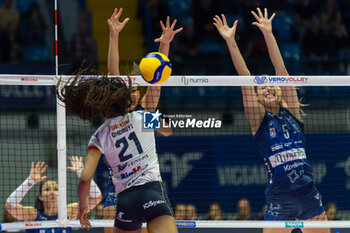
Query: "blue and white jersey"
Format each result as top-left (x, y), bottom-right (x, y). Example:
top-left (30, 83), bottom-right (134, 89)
top-left (254, 107), bottom-right (314, 195)
top-left (26, 211), bottom-right (71, 233)
top-left (104, 166), bottom-right (118, 207)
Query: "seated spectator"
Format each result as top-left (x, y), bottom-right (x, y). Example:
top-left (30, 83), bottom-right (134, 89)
top-left (5, 159), bottom-right (102, 233)
top-left (146, 0), bottom-right (170, 40)
top-left (321, 0), bottom-right (342, 33)
top-left (174, 203), bottom-right (186, 220)
top-left (94, 203), bottom-right (104, 220)
top-left (207, 203), bottom-right (224, 220)
top-left (0, 0), bottom-right (20, 32)
top-left (185, 204), bottom-right (197, 220)
top-left (332, 23), bottom-right (350, 73)
top-left (256, 204), bottom-right (267, 220)
top-left (325, 202), bottom-right (341, 220)
top-left (0, 20), bottom-right (23, 62)
top-left (20, 2), bottom-right (47, 46)
top-left (301, 15), bottom-right (331, 73)
top-left (174, 21), bottom-right (202, 60)
top-left (192, 0), bottom-right (219, 41)
top-left (294, 0), bottom-right (314, 28)
top-left (68, 20), bottom-right (96, 72)
top-left (236, 198), bottom-right (252, 220)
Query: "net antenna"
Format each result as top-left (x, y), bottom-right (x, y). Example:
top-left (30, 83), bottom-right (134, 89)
top-left (54, 0), bottom-right (68, 228)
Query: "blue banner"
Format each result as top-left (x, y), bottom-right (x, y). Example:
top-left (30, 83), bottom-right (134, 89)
top-left (155, 133), bottom-right (350, 214)
top-left (0, 86), bottom-right (56, 109)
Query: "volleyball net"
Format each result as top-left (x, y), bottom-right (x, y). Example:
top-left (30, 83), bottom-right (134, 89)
top-left (1, 75), bottom-right (350, 231)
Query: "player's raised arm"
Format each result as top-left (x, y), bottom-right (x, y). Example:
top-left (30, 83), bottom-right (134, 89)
top-left (78, 150), bottom-right (102, 230)
top-left (214, 14), bottom-right (264, 134)
top-left (107, 8), bottom-right (129, 75)
top-left (67, 156), bottom-right (102, 220)
top-left (213, 14), bottom-right (250, 76)
top-left (252, 8), bottom-right (301, 121)
top-left (141, 17), bottom-right (182, 112)
top-left (5, 161), bottom-right (47, 221)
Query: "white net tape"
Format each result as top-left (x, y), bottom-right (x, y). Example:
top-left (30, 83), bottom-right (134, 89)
top-left (1, 75), bottom-right (349, 231)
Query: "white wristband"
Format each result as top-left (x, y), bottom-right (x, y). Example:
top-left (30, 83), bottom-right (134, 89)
top-left (76, 169), bottom-right (102, 198)
top-left (6, 177), bottom-right (37, 207)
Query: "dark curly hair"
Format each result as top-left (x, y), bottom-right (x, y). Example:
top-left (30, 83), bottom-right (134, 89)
top-left (56, 68), bottom-right (132, 121)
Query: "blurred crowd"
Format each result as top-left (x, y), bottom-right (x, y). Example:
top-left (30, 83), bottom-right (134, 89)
top-left (1, 0), bottom-right (349, 75)
top-left (0, 0), bottom-right (48, 63)
top-left (0, 0), bottom-right (96, 73)
top-left (87, 199), bottom-right (340, 221)
top-left (139, 0), bottom-right (350, 75)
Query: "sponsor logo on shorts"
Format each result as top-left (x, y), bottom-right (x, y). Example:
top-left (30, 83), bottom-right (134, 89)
top-left (267, 203), bottom-right (281, 217)
top-left (116, 211), bottom-right (132, 223)
top-left (143, 200), bottom-right (166, 210)
top-left (176, 220), bottom-right (196, 228)
top-left (285, 221), bottom-right (304, 228)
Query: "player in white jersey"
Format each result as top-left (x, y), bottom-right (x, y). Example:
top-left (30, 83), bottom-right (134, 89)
top-left (56, 15), bottom-right (181, 233)
top-left (103, 9), bottom-right (174, 233)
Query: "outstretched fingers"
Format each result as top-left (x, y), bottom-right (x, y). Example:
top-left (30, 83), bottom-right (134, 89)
top-left (170, 18), bottom-right (177, 30)
top-left (257, 7), bottom-right (264, 18)
top-left (40, 164), bottom-right (48, 174)
top-left (112, 8), bottom-right (118, 19)
top-left (174, 27), bottom-right (183, 34)
top-left (251, 10), bottom-right (260, 22)
top-left (269, 12), bottom-right (276, 21)
top-left (159, 20), bottom-right (166, 31)
top-left (121, 17), bottom-right (130, 26)
top-left (115, 7), bottom-right (123, 20)
top-left (233, 20), bottom-right (238, 28)
top-left (166, 16), bottom-right (170, 28)
top-left (221, 14), bottom-right (228, 26)
top-left (213, 15), bottom-right (223, 28)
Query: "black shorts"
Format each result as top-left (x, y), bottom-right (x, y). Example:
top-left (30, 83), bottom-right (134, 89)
top-left (114, 181), bottom-right (173, 231)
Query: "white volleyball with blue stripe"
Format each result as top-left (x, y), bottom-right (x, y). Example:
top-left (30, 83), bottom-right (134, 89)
top-left (139, 52), bottom-right (172, 84)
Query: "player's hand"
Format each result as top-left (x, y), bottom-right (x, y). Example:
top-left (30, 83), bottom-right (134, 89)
top-left (67, 156), bottom-right (84, 173)
top-left (79, 206), bottom-right (91, 230)
top-left (154, 16), bottom-right (183, 44)
top-left (213, 14), bottom-right (238, 43)
top-left (251, 8), bottom-right (275, 34)
top-left (29, 161), bottom-right (47, 183)
top-left (107, 8), bottom-right (129, 37)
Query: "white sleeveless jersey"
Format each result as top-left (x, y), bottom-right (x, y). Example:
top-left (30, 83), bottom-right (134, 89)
top-left (88, 110), bottom-right (162, 194)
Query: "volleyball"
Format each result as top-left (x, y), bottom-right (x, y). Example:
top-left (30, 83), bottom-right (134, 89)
top-left (139, 52), bottom-right (172, 84)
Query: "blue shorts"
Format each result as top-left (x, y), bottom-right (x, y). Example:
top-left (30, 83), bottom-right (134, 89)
top-left (265, 183), bottom-right (325, 220)
top-left (104, 167), bottom-right (118, 207)
top-left (104, 190), bottom-right (118, 207)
